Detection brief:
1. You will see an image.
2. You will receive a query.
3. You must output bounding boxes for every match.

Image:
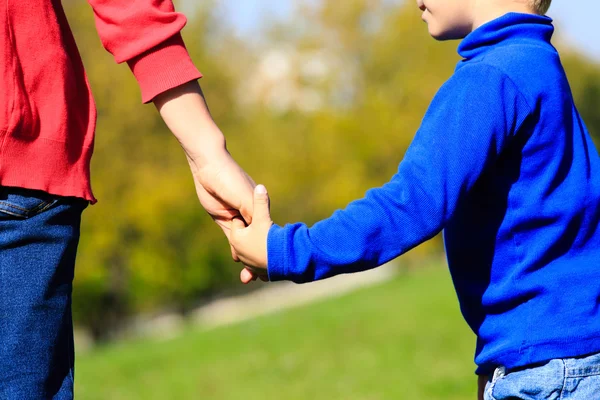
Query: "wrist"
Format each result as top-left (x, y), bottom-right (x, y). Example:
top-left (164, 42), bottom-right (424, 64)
top-left (180, 126), bottom-right (228, 168)
top-left (186, 146), bottom-right (233, 182)
top-left (154, 81), bottom-right (229, 167)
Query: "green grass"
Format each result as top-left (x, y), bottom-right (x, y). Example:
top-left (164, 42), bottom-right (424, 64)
top-left (76, 266), bottom-right (477, 399)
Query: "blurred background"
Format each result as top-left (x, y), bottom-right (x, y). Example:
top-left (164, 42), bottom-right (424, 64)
top-left (62, 0), bottom-right (600, 398)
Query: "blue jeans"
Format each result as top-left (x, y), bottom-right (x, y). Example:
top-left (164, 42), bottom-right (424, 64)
top-left (483, 352), bottom-right (600, 399)
top-left (0, 187), bottom-right (87, 399)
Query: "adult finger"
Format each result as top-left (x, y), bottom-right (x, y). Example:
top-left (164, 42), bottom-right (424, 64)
top-left (214, 220), bottom-right (241, 262)
top-left (230, 216), bottom-right (246, 237)
top-left (239, 179), bottom-right (256, 226)
top-left (231, 244), bottom-right (240, 262)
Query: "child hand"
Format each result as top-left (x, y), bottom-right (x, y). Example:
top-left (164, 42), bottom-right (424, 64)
top-left (230, 185), bottom-right (273, 283)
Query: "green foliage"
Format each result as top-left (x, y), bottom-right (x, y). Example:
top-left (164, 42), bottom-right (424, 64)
top-left (563, 54), bottom-right (600, 143)
top-left (63, 2), bottom-right (600, 337)
top-left (76, 267), bottom-right (476, 400)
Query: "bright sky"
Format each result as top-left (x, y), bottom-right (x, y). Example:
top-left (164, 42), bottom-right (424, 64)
top-left (209, 0), bottom-right (600, 61)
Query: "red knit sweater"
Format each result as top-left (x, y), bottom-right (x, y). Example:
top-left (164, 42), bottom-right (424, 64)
top-left (0, 1), bottom-right (202, 203)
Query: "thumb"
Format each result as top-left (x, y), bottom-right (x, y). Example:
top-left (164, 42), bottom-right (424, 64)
top-left (252, 184), bottom-right (271, 224)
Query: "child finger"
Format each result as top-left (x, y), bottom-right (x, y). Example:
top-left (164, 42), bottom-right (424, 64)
top-left (240, 267), bottom-right (255, 284)
top-left (252, 184), bottom-right (271, 222)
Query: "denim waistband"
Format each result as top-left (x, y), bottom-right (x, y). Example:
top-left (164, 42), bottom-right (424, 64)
top-left (489, 351), bottom-right (600, 382)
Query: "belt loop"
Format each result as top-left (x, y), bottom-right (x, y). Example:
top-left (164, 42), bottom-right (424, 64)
top-left (492, 366), bottom-right (506, 383)
top-left (487, 366), bottom-right (506, 399)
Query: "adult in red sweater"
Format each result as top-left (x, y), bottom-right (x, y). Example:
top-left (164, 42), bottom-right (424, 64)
top-left (0, 1), bottom-right (254, 398)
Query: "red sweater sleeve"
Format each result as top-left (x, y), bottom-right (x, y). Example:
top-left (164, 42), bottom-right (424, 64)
top-left (88, 0), bottom-right (202, 103)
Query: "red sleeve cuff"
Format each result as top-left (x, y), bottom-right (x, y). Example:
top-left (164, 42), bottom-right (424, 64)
top-left (127, 33), bottom-right (202, 103)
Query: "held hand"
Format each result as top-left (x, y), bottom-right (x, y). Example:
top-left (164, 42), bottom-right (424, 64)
top-left (190, 151), bottom-right (256, 260)
top-left (230, 185), bottom-right (273, 283)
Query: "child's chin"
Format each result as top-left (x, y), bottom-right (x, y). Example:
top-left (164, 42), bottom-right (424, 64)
top-left (428, 25), bottom-right (468, 41)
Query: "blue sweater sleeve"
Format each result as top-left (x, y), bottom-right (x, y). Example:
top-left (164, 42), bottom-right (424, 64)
top-left (267, 64), bottom-right (531, 283)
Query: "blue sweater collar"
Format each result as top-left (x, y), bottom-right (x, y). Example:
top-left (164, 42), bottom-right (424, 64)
top-left (458, 12), bottom-right (554, 60)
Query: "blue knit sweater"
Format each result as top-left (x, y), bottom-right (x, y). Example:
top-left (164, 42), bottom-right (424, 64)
top-left (266, 13), bottom-right (600, 374)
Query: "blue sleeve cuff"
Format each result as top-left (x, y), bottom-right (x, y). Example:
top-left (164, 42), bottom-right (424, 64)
top-left (267, 224), bottom-right (288, 281)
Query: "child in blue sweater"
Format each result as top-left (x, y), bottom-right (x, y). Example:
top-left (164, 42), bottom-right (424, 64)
top-left (231, 0), bottom-right (600, 398)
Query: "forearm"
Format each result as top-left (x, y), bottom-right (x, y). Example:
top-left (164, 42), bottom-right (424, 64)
top-left (153, 80), bottom-right (228, 170)
top-left (267, 169), bottom-right (445, 283)
top-left (153, 80), bottom-right (256, 228)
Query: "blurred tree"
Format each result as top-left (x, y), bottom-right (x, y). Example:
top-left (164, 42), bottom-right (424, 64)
top-left (563, 54), bottom-right (600, 142)
top-left (230, 2), bottom-right (458, 262)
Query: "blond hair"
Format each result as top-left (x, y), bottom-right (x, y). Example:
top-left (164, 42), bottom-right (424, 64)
top-left (531, 0), bottom-right (552, 15)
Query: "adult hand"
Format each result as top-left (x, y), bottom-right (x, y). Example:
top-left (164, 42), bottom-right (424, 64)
top-left (154, 81), bottom-right (256, 260)
top-left (191, 150), bottom-right (256, 256)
